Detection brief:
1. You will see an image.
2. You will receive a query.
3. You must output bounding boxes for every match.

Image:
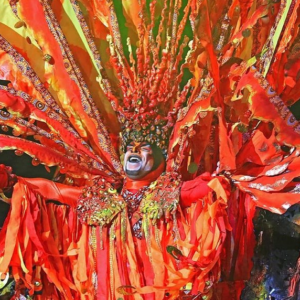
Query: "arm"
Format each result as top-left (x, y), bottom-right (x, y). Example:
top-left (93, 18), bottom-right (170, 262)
top-left (0, 164), bottom-right (81, 207)
top-left (19, 177), bottom-right (82, 207)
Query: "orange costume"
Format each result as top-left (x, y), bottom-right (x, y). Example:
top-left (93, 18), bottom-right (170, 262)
top-left (0, 0), bottom-right (300, 299)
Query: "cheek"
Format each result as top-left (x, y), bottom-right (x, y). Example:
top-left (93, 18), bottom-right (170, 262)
top-left (123, 153), bottom-right (129, 165)
top-left (144, 156), bottom-right (155, 171)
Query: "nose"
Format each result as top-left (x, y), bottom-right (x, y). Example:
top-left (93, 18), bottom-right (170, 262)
top-left (132, 145), bottom-right (140, 153)
top-left (130, 142), bottom-right (142, 153)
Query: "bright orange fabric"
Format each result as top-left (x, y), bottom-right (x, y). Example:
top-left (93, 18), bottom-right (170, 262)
top-left (0, 175), bottom-right (230, 299)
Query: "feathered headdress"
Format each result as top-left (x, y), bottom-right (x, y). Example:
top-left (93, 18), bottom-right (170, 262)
top-left (88, 0), bottom-right (195, 155)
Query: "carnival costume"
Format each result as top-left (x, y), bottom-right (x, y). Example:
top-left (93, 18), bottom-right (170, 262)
top-left (0, 0), bottom-right (300, 299)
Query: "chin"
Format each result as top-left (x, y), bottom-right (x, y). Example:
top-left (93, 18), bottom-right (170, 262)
top-left (125, 170), bottom-right (139, 176)
top-left (125, 168), bottom-right (142, 178)
top-left (126, 168), bottom-right (154, 180)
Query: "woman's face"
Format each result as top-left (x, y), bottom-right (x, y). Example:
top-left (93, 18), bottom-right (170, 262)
top-left (123, 141), bottom-right (155, 179)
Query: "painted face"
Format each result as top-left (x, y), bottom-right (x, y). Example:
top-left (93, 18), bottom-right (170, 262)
top-left (124, 141), bottom-right (155, 179)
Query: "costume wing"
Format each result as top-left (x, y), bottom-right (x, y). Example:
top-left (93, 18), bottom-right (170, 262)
top-left (166, 0), bottom-right (300, 174)
top-left (0, 0), bottom-right (124, 184)
top-left (161, 0), bottom-right (300, 216)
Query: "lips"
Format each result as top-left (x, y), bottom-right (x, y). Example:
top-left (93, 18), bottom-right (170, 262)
top-left (126, 155), bottom-right (142, 172)
top-left (128, 155), bottom-right (142, 163)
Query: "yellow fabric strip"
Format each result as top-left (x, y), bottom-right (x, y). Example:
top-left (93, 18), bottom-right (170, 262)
top-left (262, 0), bottom-right (292, 77)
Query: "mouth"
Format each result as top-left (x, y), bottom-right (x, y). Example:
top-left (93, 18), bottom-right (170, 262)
top-left (129, 155), bottom-right (142, 163)
top-left (126, 155), bottom-right (142, 173)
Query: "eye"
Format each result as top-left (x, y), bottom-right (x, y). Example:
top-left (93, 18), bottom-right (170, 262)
top-left (126, 146), bottom-right (133, 151)
top-left (141, 145), bottom-right (151, 152)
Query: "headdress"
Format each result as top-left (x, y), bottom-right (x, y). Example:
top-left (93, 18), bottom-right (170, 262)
top-left (95, 1), bottom-right (193, 155)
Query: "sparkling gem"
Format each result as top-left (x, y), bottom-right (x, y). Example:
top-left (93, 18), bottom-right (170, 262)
top-left (34, 281), bottom-right (41, 287)
top-left (15, 150), bottom-right (24, 156)
top-left (1, 125), bottom-right (8, 132)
